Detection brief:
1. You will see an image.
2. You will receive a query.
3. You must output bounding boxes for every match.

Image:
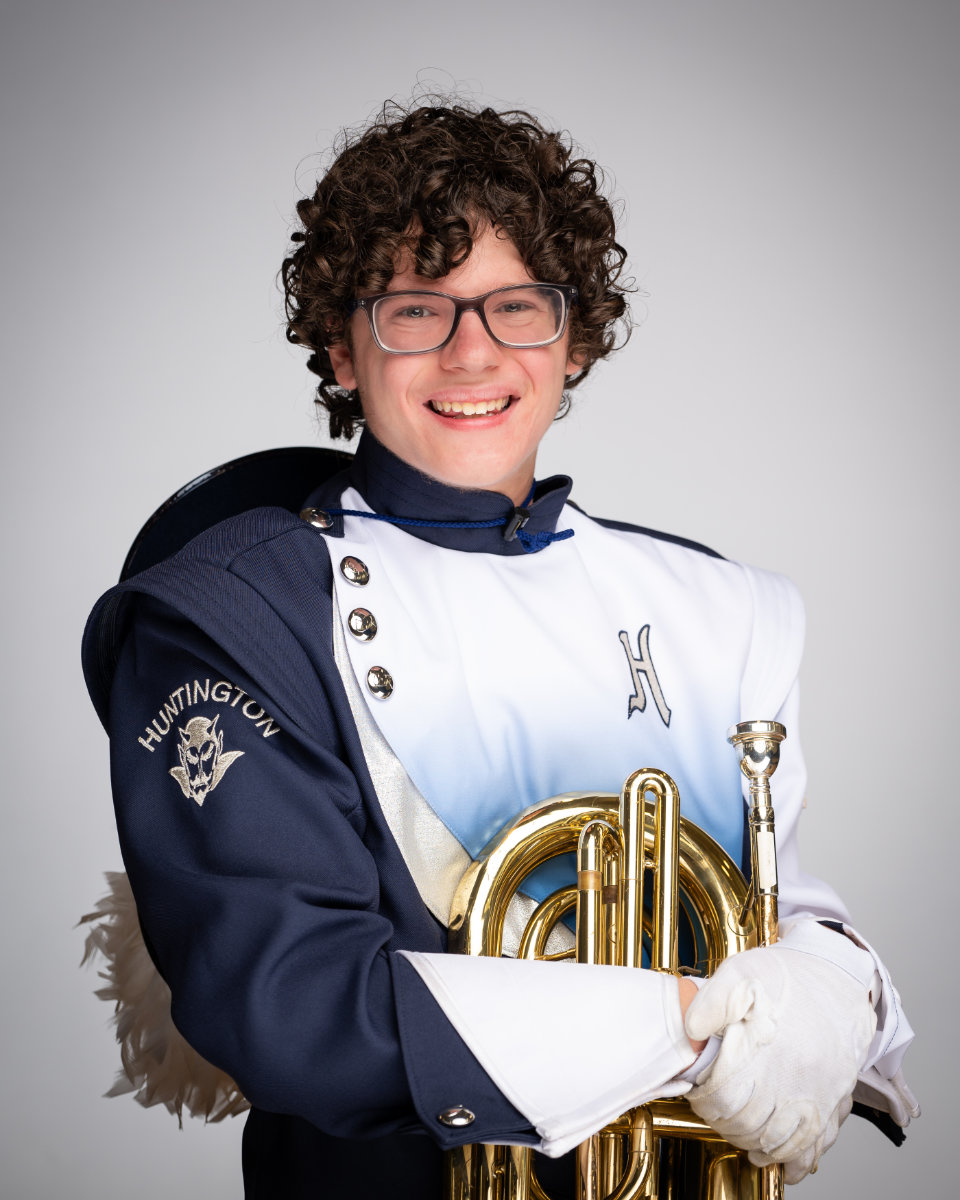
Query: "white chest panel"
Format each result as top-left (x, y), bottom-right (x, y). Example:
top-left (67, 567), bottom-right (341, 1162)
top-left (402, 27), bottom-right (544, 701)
top-left (329, 491), bottom-right (795, 870)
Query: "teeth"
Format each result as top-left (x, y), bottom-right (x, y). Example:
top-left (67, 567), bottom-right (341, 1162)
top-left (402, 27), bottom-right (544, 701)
top-left (430, 397), bottom-right (510, 416)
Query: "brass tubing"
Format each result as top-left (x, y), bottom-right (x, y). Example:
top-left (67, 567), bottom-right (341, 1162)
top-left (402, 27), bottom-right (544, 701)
top-left (644, 1099), bottom-right (729, 1140)
top-left (447, 1145), bottom-right (471, 1200)
top-left (759, 1153), bottom-right (781, 1196)
top-left (446, 770), bottom-right (772, 1200)
top-left (528, 1164), bottom-right (552, 1200)
top-left (620, 772), bottom-right (656, 969)
top-left (650, 774), bottom-right (680, 974)
top-left (704, 1150), bottom-right (742, 1200)
top-left (604, 852), bottom-right (622, 965)
top-left (450, 797), bottom-right (619, 959)
top-left (578, 1134), bottom-right (599, 1200)
top-left (600, 1127), bottom-right (624, 1197)
top-left (448, 793), bottom-right (752, 967)
top-left (606, 1107), bottom-right (655, 1200)
top-left (517, 887), bottom-right (578, 961)
top-left (578, 822), bottom-right (615, 965)
top-left (507, 1146), bottom-right (531, 1200)
top-left (761, 1166), bottom-right (783, 1200)
top-left (474, 1143), bottom-right (503, 1200)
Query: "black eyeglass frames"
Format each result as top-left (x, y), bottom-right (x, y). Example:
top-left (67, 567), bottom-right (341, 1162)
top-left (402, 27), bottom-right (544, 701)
top-left (345, 284), bottom-right (578, 354)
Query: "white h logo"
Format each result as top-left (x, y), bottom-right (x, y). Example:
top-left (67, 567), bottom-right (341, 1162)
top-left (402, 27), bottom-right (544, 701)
top-left (618, 626), bottom-right (671, 727)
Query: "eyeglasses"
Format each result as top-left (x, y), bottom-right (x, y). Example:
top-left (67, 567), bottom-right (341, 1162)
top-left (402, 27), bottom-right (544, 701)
top-left (345, 283), bottom-right (578, 355)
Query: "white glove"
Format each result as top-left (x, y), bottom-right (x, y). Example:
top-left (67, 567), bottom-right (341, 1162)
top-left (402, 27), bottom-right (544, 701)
top-left (855, 1065), bottom-right (920, 1129)
top-left (685, 920), bottom-right (878, 1184)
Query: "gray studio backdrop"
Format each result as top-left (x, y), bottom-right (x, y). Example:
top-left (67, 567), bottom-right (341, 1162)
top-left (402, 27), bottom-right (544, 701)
top-left (2, 2), bottom-right (955, 1197)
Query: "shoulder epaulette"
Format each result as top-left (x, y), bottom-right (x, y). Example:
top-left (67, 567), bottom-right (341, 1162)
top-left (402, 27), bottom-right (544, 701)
top-left (82, 507), bottom-right (326, 729)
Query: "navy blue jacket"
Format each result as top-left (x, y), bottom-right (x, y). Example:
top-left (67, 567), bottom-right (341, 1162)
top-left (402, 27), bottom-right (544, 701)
top-left (83, 434), bottom-right (593, 1197)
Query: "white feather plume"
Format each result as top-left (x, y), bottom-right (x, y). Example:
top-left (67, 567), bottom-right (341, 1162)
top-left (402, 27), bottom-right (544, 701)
top-left (80, 871), bottom-right (249, 1125)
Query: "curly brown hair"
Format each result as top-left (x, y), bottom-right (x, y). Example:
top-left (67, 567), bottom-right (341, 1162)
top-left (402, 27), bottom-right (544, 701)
top-left (282, 101), bottom-right (631, 439)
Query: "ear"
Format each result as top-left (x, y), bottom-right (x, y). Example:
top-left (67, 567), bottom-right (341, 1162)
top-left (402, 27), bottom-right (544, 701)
top-left (328, 342), bottom-right (358, 391)
top-left (565, 340), bottom-right (585, 378)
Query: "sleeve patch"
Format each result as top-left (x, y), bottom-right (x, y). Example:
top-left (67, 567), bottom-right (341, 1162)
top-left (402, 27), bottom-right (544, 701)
top-left (135, 677), bottom-right (280, 806)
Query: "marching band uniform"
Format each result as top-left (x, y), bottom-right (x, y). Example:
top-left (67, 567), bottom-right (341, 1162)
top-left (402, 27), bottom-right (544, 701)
top-left (82, 431), bottom-right (914, 1197)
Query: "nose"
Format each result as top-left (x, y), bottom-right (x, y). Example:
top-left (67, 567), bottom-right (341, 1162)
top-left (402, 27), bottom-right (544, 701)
top-left (438, 308), bottom-right (501, 371)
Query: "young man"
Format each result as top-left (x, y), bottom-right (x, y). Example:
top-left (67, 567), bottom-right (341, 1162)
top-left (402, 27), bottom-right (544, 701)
top-left (83, 103), bottom-right (917, 1198)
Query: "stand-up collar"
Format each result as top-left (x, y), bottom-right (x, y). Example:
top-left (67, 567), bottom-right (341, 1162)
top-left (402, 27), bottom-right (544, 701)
top-left (303, 430), bottom-right (573, 556)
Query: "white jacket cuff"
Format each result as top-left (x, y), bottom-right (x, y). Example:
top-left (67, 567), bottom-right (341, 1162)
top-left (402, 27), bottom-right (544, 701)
top-left (399, 952), bottom-right (696, 1157)
top-left (781, 915), bottom-right (917, 1118)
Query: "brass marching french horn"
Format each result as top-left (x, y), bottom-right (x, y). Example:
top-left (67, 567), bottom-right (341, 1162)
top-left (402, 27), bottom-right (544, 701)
top-left (445, 721), bottom-right (786, 1200)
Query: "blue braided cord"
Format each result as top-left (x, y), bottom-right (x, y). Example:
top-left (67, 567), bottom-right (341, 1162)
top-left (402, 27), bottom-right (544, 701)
top-left (325, 484), bottom-right (575, 553)
top-left (516, 527), bottom-right (575, 553)
top-left (327, 508), bottom-right (504, 530)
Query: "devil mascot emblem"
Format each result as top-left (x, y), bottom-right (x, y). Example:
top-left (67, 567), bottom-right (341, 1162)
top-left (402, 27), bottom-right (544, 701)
top-left (169, 715), bottom-right (243, 806)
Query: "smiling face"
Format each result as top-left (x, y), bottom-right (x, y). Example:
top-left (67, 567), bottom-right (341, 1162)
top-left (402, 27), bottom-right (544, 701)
top-left (328, 226), bottom-right (577, 504)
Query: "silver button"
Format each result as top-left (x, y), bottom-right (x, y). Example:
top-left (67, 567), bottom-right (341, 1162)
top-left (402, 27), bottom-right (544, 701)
top-left (347, 608), bottom-right (378, 641)
top-left (366, 666), bottom-right (393, 699)
top-left (340, 556), bottom-right (370, 586)
top-left (300, 507), bottom-right (333, 530)
top-left (438, 1106), bottom-right (475, 1128)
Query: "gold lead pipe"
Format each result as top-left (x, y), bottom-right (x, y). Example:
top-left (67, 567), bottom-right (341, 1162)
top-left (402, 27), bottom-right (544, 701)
top-left (727, 722), bottom-right (785, 950)
top-left (727, 720), bottom-right (787, 1200)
